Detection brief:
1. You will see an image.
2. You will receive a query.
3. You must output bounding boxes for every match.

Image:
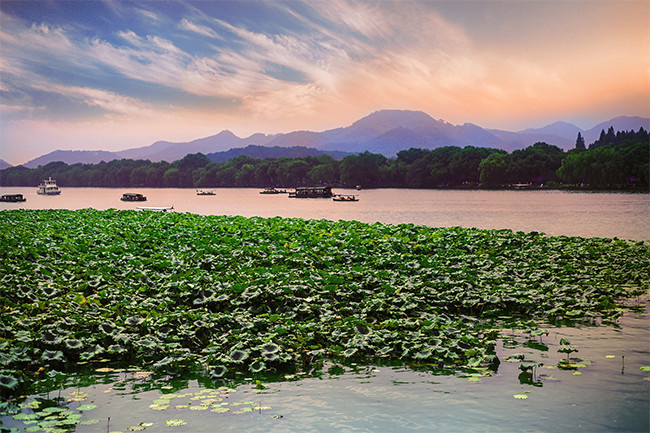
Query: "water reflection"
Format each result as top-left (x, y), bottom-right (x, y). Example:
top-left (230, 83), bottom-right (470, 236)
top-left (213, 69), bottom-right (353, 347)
top-left (2, 305), bottom-right (648, 432)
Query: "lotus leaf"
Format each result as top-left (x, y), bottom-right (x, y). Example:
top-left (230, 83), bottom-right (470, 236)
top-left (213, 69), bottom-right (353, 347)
top-left (165, 419), bottom-right (187, 426)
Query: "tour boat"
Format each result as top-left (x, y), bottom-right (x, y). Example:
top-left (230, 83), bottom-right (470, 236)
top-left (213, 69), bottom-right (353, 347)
top-left (37, 177), bottom-right (61, 195)
top-left (288, 186), bottom-right (333, 198)
top-left (136, 206), bottom-right (174, 212)
top-left (196, 189), bottom-right (216, 195)
top-left (0, 194), bottom-right (27, 202)
top-left (121, 193), bottom-right (147, 202)
top-left (259, 187), bottom-right (287, 194)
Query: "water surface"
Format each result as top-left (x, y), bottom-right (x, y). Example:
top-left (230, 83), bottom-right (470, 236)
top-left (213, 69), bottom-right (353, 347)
top-left (1, 187), bottom-right (648, 240)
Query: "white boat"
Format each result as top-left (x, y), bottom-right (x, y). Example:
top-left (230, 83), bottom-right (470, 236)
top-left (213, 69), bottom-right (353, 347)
top-left (136, 206), bottom-right (174, 212)
top-left (37, 177), bottom-right (61, 195)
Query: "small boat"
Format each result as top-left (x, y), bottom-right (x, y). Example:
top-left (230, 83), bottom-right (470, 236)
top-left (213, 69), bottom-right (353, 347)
top-left (333, 194), bottom-right (359, 202)
top-left (288, 186), bottom-right (333, 198)
top-left (121, 193), bottom-right (147, 202)
top-left (0, 193), bottom-right (26, 202)
top-left (259, 187), bottom-right (287, 194)
top-left (37, 177), bottom-right (61, 195)
top-left (196, 189), bottom-right (216, 196)
top-left (136, 206), bottom-right (174, 212)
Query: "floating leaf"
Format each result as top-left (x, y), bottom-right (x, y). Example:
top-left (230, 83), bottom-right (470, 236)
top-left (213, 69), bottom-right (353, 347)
top-left (230, 350), bottom-right (249, 362)
top-left (0, 374), bottom-right (20, 390)
top-left (165, 419), bottom-right (187, 426)
top-left (76, 404), bottom-right (98, 411)
top-left (513, 394), bottom-right (528, 399)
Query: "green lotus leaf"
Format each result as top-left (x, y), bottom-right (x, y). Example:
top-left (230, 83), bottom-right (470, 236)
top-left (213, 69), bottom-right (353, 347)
top-left (76, 404), bottom-right (98, 411)
top-left (230, 350), bottom-right (249, 363)
top-left (41, 350), bottom-right (65, 362)
top-left (79, 419), bottom-right (100, 425)
top-left (165, 419), bottom-right (187, 426)
top-left (262, 352), bottom-right (279, 361)
top-left (0, 374), bottom-right (20, 390)
top-left (261, 343), bottom-right (280, 354)
top-left (64, 339), bottom-right (84, 350)
top-left (125, 317), bottom-right (144, 326)
top-left (250, 360), bottom-right (266, 373)
top-left (209, 365), bottom-right (227, 379)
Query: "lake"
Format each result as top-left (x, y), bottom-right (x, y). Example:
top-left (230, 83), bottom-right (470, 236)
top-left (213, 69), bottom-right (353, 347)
top-left (1, 187), bottom-right (649, 432)
top-left (2, 304), bottom-right (648, 432)
top-left (1, 187), bottom-right (648, 240)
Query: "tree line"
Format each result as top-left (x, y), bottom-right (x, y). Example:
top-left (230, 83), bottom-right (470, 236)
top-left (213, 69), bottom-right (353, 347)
top-left (1, 129), bottom-right (647, 190)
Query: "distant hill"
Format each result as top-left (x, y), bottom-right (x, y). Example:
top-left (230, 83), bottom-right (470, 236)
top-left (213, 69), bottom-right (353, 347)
top-left (0, 159), bottom-right (12, 170)
top-left (115, 130), bottom-right (276, 162)
top-left (24, 150), bottom-right (122, 169)
top-left (206, 145), bottom-right (352, 163)
top-left (18, 110), bottom-right (650, 166)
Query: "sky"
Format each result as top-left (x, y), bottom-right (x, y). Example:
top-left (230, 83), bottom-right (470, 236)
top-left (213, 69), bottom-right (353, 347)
top-left (1, 0), bottom-right (648, 165)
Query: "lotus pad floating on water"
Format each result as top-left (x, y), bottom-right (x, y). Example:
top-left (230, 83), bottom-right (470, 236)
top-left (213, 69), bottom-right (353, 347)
top-left (165, 419), bottom-right (187, 426)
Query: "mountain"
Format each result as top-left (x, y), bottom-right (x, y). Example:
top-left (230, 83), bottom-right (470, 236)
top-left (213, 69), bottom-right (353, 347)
top-left (116, 130), bottom-right (276, 162)
top-left (17, 110), bottom-right (650, 167)
top-left (0, 159), bottom-right (12, 170)
top-left (24, 150), bottom-right (121, 169)
top-left (206, 145), bottom-right (352, 163)
top-left (583, 116), bottom-right (649, 143)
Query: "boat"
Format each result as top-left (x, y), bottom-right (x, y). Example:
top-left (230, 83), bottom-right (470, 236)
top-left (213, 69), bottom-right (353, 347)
top-left (288, 186), bottom-right (333, 198)
top-left (0, 193), bottom-right (26, 202)
top-left (136, 206), bottom-right (174, 212)
top-left (333, 194), bottom-right (359, 202)
top-left (196, 189), bottom-right (216, 196)
top-left (259, 187), bottom-right (288, 194)
top-left (121, 193), bottom-right (147, 202)
top-left (513, 183), bottom-right (532, 190)
top-left (37, 177), bottom-right (61, 195)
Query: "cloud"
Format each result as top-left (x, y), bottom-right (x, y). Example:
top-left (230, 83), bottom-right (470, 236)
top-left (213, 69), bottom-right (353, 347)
top-left (179, 18), bottom-right (220, 39)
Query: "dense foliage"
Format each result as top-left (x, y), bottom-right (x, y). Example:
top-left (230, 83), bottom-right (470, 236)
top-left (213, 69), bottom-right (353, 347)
top-left (1, 132), bottom-right (648, 190)
top-left (1, 210), bottom-right (648, 398)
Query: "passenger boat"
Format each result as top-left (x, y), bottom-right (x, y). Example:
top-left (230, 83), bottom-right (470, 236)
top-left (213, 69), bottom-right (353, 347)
top-left (121, 193), bottom-right (147, 202)
top-left (288, 186), bottom-right (333, 198)
top-left (196, 189), bottom-right (216, 195)
top-left (333, 194), bottom-right (359, 202)
top-left (136, 206), bottom-right (174, 212)
top-left (0, 193), bottom-right (26, 202)
top-left (259, 187), bottom-right (288, 194)
top-left (37, 177), bottom-right (61, 195)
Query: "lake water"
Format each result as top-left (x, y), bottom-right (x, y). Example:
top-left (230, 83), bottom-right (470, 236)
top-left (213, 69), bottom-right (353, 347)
top-left (1, 187), bottom-right (649, 432)
top-left (1, 187), bottom-right (648, 240)
top-left (2, 304), bottom-right (648, 432)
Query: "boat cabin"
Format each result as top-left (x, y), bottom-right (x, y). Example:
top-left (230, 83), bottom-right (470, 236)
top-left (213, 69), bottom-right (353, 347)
top-left (0, 194), bottom-right (27, 202)
top-left (289, 186), bottom-right (333, 198)
top-left (121, 193), bottom-right (147, 202)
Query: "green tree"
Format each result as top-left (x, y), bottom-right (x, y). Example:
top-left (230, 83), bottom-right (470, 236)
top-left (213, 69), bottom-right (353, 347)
top-left (479, 153), bottom-right (508, 187)
top-left (163, 168), bottom-right (180, 187)
top-left (575, 132), bottom-right (585, 150)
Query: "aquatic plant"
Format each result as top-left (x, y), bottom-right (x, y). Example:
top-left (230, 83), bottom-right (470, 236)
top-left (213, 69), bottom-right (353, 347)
top-left (0, 209), bottom-right (647, 398)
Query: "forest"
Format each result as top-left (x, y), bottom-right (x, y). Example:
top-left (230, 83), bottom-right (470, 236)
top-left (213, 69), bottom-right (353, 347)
top-left (1, 128), bottom-right (647, 190)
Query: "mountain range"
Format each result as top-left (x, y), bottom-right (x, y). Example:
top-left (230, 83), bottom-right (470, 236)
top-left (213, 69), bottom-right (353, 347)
top-left (15, 110), bottom-right (650, 168)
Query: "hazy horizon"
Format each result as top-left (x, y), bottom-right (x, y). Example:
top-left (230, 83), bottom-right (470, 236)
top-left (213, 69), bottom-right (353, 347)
top-left (1, 0), bottom-right (648, 165)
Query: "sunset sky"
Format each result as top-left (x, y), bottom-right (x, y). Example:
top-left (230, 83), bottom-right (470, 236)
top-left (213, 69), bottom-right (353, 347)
top-left (1, 0), bottom-right (648, 165)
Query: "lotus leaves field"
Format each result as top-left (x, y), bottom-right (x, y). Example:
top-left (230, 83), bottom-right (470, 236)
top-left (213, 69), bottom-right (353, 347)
top-left (1, 209), bottom-right (648, 399)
